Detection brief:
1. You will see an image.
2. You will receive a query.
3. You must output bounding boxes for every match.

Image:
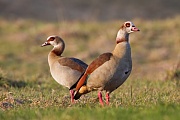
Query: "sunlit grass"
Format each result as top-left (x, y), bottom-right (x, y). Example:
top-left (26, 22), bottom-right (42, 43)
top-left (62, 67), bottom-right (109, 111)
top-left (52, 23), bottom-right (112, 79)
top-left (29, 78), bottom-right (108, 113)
top-left (0, 78), bottom-right (179, 120)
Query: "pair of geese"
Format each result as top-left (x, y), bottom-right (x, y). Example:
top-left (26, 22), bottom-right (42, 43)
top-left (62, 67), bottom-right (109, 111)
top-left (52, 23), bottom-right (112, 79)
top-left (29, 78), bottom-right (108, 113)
top-left (41, 21), bottom-right (140, 106)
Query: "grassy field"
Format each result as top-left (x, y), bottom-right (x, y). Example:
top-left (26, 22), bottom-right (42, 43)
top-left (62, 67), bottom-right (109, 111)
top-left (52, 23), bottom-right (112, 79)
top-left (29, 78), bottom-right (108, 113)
top-left (0, 16), bottom-right (180, 119)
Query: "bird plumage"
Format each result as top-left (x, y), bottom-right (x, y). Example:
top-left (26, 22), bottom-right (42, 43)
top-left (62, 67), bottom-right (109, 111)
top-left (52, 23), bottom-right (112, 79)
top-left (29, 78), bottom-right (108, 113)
top-left (41, 35), bottom-right (88, 103)
top-left (75, 21), bottom-right (140, 106)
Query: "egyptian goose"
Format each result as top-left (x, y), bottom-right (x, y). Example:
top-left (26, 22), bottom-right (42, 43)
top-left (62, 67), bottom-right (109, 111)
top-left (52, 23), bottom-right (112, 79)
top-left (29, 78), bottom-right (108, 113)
top-left (75, 21), bottom-right (140, 106)
top-left (41, 35), bottom-right (88, 103)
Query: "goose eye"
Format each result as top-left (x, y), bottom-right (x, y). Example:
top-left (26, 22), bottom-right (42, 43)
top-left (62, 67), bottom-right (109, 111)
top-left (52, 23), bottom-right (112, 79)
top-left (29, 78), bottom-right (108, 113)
top-left (125, 23), bottom-right (130, 27)
top-left (48, 37), bottom-right (55, 41)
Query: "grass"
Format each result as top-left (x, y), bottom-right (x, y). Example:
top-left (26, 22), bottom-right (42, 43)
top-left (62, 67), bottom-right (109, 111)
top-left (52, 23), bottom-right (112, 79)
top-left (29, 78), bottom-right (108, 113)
top-left (0, 104), bottom-right (179, 120)
top-left (0, 75), bottom-right (179, 119)
top-left (0, 16), bottom-right (180, 119)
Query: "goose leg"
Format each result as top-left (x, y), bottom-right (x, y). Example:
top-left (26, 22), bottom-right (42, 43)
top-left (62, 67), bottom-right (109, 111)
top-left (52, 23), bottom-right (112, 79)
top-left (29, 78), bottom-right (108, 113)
top-left (98, 91), bottom-right (104, 106)
top-left (106, 92), bottom-right (110, 105)
top-left (70, 90), bottom-right (74, 103)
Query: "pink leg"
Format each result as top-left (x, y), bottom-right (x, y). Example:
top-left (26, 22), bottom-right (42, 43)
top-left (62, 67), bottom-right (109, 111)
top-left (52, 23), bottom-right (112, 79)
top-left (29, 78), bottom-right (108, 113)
top-left (106, 92), bottom-right (110, 105)
top-left (70, 90), bottom-right (74, 103)
top-left (98, 91), bottom-right (104, 106)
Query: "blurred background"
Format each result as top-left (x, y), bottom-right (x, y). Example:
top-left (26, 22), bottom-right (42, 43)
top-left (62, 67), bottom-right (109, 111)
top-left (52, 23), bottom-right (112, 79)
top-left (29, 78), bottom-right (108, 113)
top-left (1, 0), bottom-right (180, 21)
top-left (0, 0), bottom-right (180, 84)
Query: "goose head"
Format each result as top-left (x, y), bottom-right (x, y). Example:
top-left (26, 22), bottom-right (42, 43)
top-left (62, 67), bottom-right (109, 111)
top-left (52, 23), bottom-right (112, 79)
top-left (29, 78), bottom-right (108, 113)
top-left (41, 35), bottom-right (65, 56)
top-left (122, 21), bottom-right (140, 34)
top-left (41, 35), bottom-right (65, 48)
top-left (116, 21), bottom-right (140, 43)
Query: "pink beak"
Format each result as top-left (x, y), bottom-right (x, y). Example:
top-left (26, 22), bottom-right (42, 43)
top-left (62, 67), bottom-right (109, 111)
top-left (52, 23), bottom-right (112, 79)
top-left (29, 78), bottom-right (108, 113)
top-left (131, 26), bottom-right (140, 32)
top-left (41, 42), bottom-right (50, 47)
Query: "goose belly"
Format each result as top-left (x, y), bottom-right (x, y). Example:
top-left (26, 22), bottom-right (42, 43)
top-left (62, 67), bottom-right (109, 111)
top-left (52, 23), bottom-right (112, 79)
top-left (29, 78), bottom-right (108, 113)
top-left (86, 58), bottom-right (117, 91)
top-left (104, 60), bottom-right (132, 93)
top-left (50, 63), bottom-right (82, 89)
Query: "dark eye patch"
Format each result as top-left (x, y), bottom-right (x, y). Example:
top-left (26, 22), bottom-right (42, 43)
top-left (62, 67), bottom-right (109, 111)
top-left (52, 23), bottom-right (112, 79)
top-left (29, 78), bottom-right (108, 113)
top-left (125, 23), bottom-right (130, 27)
top-left (48, 36), bottom-right (55, 42)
